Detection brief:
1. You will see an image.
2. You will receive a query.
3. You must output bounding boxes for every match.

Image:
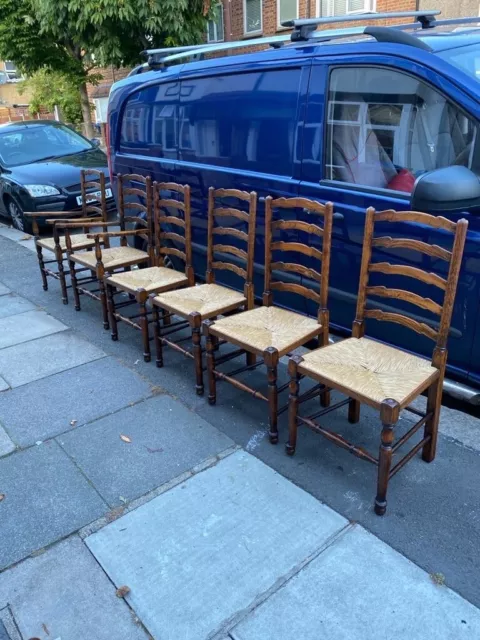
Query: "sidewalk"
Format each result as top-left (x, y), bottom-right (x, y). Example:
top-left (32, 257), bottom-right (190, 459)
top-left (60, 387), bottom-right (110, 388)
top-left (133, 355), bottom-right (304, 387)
top-left (0, 227), bottom-right (480, 639)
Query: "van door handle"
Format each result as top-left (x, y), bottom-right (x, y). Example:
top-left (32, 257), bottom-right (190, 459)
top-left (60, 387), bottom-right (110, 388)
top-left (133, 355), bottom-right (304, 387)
top-left (333, 212), bottom-right (344, 222)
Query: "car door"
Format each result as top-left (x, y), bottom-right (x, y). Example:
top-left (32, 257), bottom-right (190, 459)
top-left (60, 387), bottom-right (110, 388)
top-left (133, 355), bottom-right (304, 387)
top-left (299, 57), bottom-right (480, 381)
top-left (176, 59), bottom-right (311, 311)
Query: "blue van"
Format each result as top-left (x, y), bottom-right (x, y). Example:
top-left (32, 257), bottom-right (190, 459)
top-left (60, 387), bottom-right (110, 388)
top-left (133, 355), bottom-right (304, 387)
top-left (107, 10), bottom-right (480, 402)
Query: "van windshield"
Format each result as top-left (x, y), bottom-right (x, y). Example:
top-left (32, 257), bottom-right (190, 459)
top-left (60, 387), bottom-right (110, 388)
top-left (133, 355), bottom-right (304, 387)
top-left (438, 43), bottom-right (480, 81)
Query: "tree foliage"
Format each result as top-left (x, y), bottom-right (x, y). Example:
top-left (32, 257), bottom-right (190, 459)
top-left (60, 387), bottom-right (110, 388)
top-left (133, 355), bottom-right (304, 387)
top-left (19, 69), bottom-right (84, 123)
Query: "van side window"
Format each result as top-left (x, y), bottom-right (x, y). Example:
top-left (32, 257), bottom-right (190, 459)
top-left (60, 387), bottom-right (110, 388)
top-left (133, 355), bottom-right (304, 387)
top-left (119, 83), bottom-right (179, 159)
top-left (179, 69), bottom-right (300, 176)
top-left (324, 67), bottom-right (477, 193)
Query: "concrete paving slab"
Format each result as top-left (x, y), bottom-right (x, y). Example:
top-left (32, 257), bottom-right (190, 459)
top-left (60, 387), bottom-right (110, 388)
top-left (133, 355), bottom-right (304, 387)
top-left (58, 394), bottom-right (234, 507)
top-left (0, 310), bottom-right (67, 350)
top-left (0, 441), bottom-right (107, 569)
top-left (0, 330), bottom-right (105, 388)
top-left (0, 608), bottom-right (21, 640)
top-left (0, 377), bottom-right (8, 392)
top-left (0, 356), bottom-right (152, 447)
top-left (0, 293), bottom-right (36, 319)
top-left (232, 526), bottom-right (480, 640)
top-left (0, 425), bottom-right (15, 457)
top-left (0, 227), bottom-right (36, 253)
top-left (0, 283), bottom-right (11, 296)
top-left (86, 450), bottom-right (347, 640)
top-left (0, 536), bottom-right (147, 639)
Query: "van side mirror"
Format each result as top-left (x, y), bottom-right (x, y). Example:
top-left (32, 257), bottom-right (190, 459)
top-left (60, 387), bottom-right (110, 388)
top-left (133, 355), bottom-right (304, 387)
top-left (411, 165), bottom-right (480, 213)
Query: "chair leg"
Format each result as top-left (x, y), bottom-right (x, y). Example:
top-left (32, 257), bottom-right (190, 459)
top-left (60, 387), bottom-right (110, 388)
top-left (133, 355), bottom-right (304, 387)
top-left (139, 294), bottom-right (150, 362)
top-left (264, 347), bottom-right (279, 444)
top-left (190, 312), bottom-right (204, 396)
top-left (152, 304), bottom-right (164, 368)
top-left (69, 259), bottom-right (81, 311)
top-left (286, 356), bottom-right (302, 456)
top-left (348, 399), bottom-right (361, 423)
top-left (375, 399), bottom-right (400, 516)
top-left (56, 251), bottom-right (68, 305)
top-left (106, 284), bottom-right (118, 341)
top-left (36, 243), bottom-right (48, 291)
top-left (422, 378), bottom-right (442, 463)
top-left (98, 273), bottom-right (109, 330)
top-left (204, 320), bottom-right (217, 406)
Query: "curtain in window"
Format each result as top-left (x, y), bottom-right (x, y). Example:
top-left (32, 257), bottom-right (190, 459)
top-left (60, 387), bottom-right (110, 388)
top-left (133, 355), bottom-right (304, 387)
top-left (246, 0), bottom-right (262, 32)
top-left (279, 0), bottom-right (297, 23)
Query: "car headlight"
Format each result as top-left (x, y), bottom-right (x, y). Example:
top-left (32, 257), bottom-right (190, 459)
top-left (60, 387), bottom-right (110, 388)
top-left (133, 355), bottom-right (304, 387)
top-left (24, 184), bottom-right (61, 198)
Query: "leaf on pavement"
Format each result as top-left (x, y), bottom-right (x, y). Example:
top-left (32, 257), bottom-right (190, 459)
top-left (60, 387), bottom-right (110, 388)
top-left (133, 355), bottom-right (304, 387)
top-left (0, 494), bottom-right (5, 502)
top-left (70, 419), bottom-right (77, 426)
top-left (430, 572), bottom-right (446, 586)
top-left (20, 234), bottom-right (32, 241)
top-left (120, 434), bottom-right (132, 443)
top-left (116, 585), bottom-right (131, 598)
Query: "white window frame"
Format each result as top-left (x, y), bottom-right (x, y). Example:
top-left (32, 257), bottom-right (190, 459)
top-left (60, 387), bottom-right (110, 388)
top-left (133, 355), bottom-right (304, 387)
top-left (317, 0), bottom-right (376, 17)
top-left (207, 4), bottom-right (224, 43)
top-left (277, 0), bottom-right (299, 28)
top-left (244, 0), bottom-right (263, 35)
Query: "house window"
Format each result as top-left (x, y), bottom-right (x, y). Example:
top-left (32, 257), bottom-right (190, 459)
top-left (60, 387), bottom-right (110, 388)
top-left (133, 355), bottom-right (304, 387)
top-left (278, 0), bottom-right (298, 26)
top-left (244, 0), bottom-right (262, 33)
top-left (319, 0), bottom-right (375, 16)
top-left (3, 61), bottom-right (21, 82)
top-left (207, 4), bottom-right (224, 43)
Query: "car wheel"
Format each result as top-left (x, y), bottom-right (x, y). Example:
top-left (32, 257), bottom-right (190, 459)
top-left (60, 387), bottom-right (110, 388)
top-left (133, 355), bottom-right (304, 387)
top-left (7, 198), bottom-right (31, 233)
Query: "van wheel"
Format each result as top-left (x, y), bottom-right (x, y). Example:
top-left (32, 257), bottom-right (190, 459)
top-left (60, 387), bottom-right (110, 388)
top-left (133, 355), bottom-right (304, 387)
top-left (7, 198), bottom-right (32, 233)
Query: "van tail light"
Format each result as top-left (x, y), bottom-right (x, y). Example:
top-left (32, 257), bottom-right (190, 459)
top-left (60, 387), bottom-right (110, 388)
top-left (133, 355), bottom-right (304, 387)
top-left (105, 121), bottom-right (113, 183)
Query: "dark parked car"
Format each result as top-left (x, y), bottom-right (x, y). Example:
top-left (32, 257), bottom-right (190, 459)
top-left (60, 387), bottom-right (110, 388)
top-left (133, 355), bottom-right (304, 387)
top-left (0, 120), bottom-right (114, 232)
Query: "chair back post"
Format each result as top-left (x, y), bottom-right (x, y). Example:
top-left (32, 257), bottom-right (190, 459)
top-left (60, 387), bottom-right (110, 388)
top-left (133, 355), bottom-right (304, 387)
top-left (244, 190), bottom-right (257, 310)
top-left (117, 173), bottom-right (126, 234)
top-left (434, 218), bottom-right (468, 367)
top-left (145, 176), bottom-right (154, 263)
top-left (352, 206), bottom-right (376, 339)
top-left (153, 181), bottom-right (162, 267)
top-left (263, 196), bottom-right (274, 306)
top-left (318, 201), bottom-right (334, 347)
top-left (206, 186), bottom-right (216, 284)
top-left (184, 185), bottom-right (195, 286)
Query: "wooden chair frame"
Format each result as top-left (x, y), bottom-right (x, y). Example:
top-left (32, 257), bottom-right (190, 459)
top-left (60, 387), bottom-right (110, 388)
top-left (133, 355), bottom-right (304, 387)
top-left (24, 169), bottom-right (108, 304)
top-left (287, 207), bottom-right (468, 515)
top-left (104, 182), bottom-right (194, 362)
top-left (151, 186), bottom-right (257, 395)
top-left (62, 173), bottom-right (153, 329)
top-left (204, 196), bottom-right (334, 444)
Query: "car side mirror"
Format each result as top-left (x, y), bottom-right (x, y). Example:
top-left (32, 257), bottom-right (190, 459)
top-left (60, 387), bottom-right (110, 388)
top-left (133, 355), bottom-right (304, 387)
top-left (411, 165), bottom-right (480, 213)
top-left (90, 138), bottom-right (101, 148)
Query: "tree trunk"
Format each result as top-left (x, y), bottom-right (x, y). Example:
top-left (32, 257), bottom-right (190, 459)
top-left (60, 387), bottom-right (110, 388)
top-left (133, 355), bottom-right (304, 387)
top-left (79, 82), bottom-right (94, 139)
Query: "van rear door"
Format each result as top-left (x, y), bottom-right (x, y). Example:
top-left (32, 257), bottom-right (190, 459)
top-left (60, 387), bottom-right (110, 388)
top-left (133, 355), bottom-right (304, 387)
top-left (299, 56), bottom-right (480, 383)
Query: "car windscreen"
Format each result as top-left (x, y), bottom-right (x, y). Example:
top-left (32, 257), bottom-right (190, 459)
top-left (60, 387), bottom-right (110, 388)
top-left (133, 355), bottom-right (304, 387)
top-left (0, 124), bottom-right (92, 167)
top-left (438, 43), bottom-right (480, 82)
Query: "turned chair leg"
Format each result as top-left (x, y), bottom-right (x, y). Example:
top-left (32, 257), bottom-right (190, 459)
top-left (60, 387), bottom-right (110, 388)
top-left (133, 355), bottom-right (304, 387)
top-left (36, 243), bottom-right (48, 291)
top-left (422, 378), bottom-right (442, 463)
top-left (152, 305), bottom-right (164, 368)
top-left (98, 273), bottom-right (109, 330)
top-left (204, 320), bottom-right (217, 405)
top-left (69, 259), bottom-right (81, 311)
top-left (139, 292), bottom-right (150, 362)
top-left (106, 284), bottom-right (118, 341)
top-left (264, 347), bottom-right (280, 444)
top-left (375, 399), bottom-right (400, 516)
top-left (348, 399), bottom-right (361, 424)
top-left (190, 312), bottom-right (204, 396)
top-left (286, 356), bottom-right (302, 456)
top-left (55, 248), bottom-right (68, 304)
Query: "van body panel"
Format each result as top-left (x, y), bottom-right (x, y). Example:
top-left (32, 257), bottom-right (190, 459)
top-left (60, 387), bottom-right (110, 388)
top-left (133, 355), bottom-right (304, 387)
top-left (108, 34), bottom-right (480, 387)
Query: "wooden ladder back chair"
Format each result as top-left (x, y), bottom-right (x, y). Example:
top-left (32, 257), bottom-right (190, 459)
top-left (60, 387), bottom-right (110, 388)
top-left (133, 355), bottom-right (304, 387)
top-left (25, 168), bottom-right (109, 304)
top-left (151, 186), bottom-right (258, 396)
top-left (154, 181), bottom-right (194, 285)
top-left (103, 182), bottom-right (194, 363)
top-left (204, 196), bottom-right (334, 445)
top-left (63, 173), bottom-right (153, 330)
top-left (206, 186), bottom-right (257, 309)
top-left (288, 206), bottom-right (469, 516)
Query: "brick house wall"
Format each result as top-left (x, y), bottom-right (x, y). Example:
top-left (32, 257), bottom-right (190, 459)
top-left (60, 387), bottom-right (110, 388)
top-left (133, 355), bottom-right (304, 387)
top-left (223, 0), bottom-right (417, 42)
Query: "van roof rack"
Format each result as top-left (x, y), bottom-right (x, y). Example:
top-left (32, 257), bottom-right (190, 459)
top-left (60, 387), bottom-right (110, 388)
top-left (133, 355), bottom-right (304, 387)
top-left (128, 10), bottom-right (480, 74)
top-left (284, 10), bottom-right (439, 41)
